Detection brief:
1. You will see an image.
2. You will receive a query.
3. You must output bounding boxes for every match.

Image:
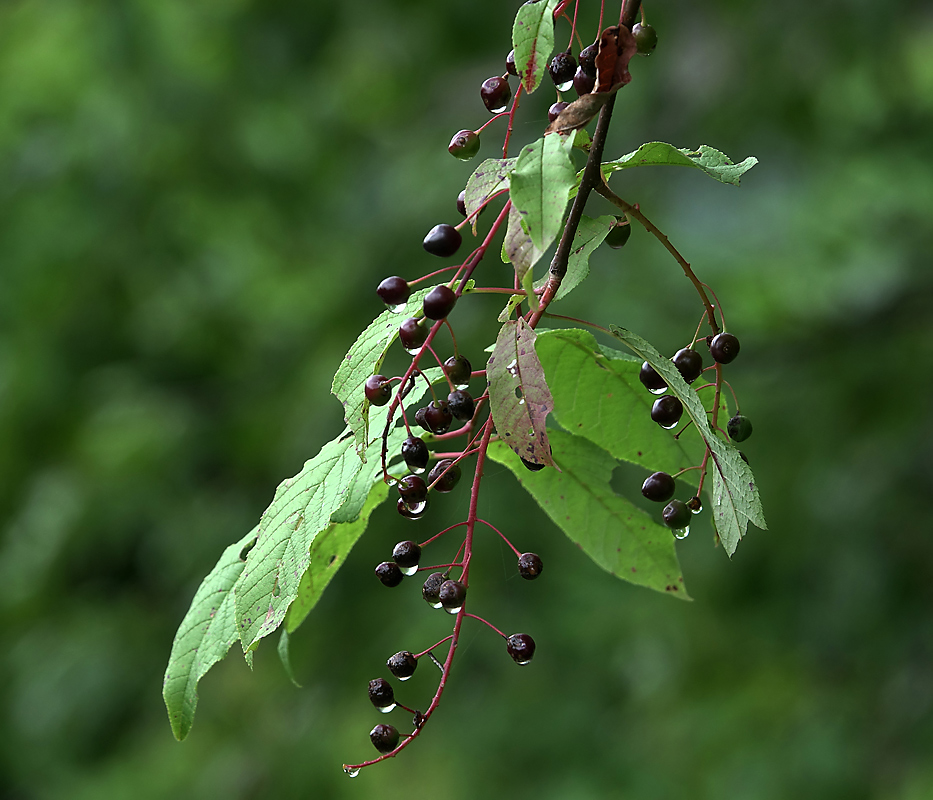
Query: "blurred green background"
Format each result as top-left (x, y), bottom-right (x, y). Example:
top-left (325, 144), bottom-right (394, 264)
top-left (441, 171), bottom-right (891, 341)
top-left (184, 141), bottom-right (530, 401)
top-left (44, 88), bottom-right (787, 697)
top-left (2, 0), bottom-right (932, 797)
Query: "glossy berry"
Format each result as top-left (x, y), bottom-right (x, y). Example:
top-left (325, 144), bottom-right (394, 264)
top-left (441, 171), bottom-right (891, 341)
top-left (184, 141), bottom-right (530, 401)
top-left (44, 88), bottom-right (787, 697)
top-left (456, 190), bottom-right (468, 217)
top-left (397, 496), bottom-right (429, 520)
top-left (364, 374), bottom-right (391, 406)
top-left (423, 400), bottom-right (453, 434)
top-left (547, 101), bottom-right (569, 123)
top-left (428, 459), bottom-right (461, 493)
top-left (370, 723), bottom-right (400, 754)
top-left (448, 129), bottom-right (480, 160)
top-left (399, 317), bottom-right (428, 351)
top-left (387, 651), bottom-right (418, 680)
top-left (401, 436), bottom-right (429, 471)
top-left (633, 23), bottom-right (658, 56)
top-left (422, 572), bottom-right (446, 606)
top-left (375, 561), bottom-right (404, 587)
top-left (651, 396), bottom-right (683, 427)
top-left (642, 471), bottom-right (676, 502)
top-left (520, 456), bottom-right (546, 472)
top-left (505, 49), bottom-right (518, 76)
top-left (686, 496), bottom-right (703, 514)
top-left (662, 499), bottom-right (691, 530)
top-left (604, 218), bottom-right (632, 249)
top-left (727, 414), bottom-right (753, 442)
top-left (709, 332), bottom-right (741, 364)
top-left (376, 276), bottom-right (410, 307)
top-left (423, 224), bottom-right (462, 258)
top-left (480, 76), bottom-right (511, 113)
top-left (447, 389), bottom-right (474, 421)
top-left (548, 50), bottom-right (577, 88)
top-left (413, 406), bottom-right (429, 431)
top-left (573, 66), bottom-right (596, 96)
top-left (672, 348), bottom-right (704, 384)
top-left (517, 552), bottom-right (543, 580)
top-left (397, 475), bottom-right (427, 507)
top-left (423, 285), bottom-right (457, 320)
top-left (506, 633), bottom-right (536, 665)
top-left (392, 540), bottom-right (422, 569)
top-left (444, 355), bottom-right (472, 386)
top-left (438, 579), bottom-right (467, 611)
top-left (639, 361), bottom-right (667, 393)
top-left (368, 678), bottom-right (395, 710)
top-left (579, 42), bottom-right (598, 77)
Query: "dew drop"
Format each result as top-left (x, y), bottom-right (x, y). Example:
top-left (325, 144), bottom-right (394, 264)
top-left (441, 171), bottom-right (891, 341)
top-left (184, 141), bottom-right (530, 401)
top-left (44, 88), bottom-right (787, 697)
top-left (385, 301), bottom-right (406, 314)
top-left (409, 464), bottom-right (426, 475)
top-left (556, 78), bottom-right (573, 92)
top-left (400, 565), bottom-right (418, 577)
top-left (378, 702), bottom-right (397, 714)
top-left (445, 604), bottom-right (463, 615)
top-left (455, 381), bottom-right (470, 390)
top-left (429, 601), bottom-right (442, 609)
top-left (385, 477), bottom-right (399, 487)
top-left (518, 398), bottom-right (526, 405)
top-left (649, 386), bottom-right (667, 395)
top-left (661, 421), bottom-right (678, 430)
top-left (398, 674), bottom-right (413, 682)
top-left (405, 345), bottom-right (424, 356)
top-left (513, 656), bottom-right (533, 665)
top-left (489, 101), bottom-right (508, 113)
top-left (406, 500), bottom-right (428, 515)
top-left (344, 767), bottom-right (360, 778)
top-left (673, 527), bottom-right (690, 540)
top-left (689, 503), bottom-right (703, 515)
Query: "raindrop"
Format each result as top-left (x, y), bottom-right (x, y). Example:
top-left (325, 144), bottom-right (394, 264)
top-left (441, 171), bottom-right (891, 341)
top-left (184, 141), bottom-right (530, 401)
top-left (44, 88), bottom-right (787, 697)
top-left (405, 345), bottom-right (424, 356)
top-left (649, 386), bottom-right (667, 395)
top-left (385, 301), bottom-right (407, 314)
top-left (688, 501), bottom-right (703, 515)
top-left (378, 702), bottom-right (397, 714)
top-left (405, 500), bottom-right (427, 515)
top-left (398, 674), bottom-right (413, 682)
top-left (455, 381), bottom-right (469, 390)
top-left (661, 421), bottom-right (678, 430)
top-left (429, 601), bottom-right (442, 609)
top-left (673, 527), bottom-right (690, 540)
top-left (518, 398), bottom-right (526, 405)
top-left (444, 604), bottom-right (463, 615)
top-left (489, 101), bottom-right (508, 113)
top-left (513, 656), bottom-right (533, 665)
top-left (400, 565), bottom-right (418, 577)
top-left (409, 464), bottom-right (426, 475)
top-left (556, 79), bottom-right (573, 92)
top-left (344, 767), bottom-right (360, 778)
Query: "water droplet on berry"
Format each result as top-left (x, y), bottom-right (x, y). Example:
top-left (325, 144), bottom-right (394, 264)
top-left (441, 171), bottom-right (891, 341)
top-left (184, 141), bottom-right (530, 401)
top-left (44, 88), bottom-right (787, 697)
top-left (408, 464), bottom-right (426, 475)
top-left (649, 386), bottom-right (667, 395)
top-left (405, 343), bottom-right (424, 356)
top-left (661, 420), bottom-right (679, 431)
top-left (378, 702), bottom-right (397, 714)
top-left (385, 301), bottom-right (407, 314)
top-left (689, 501), bottom-right (703, 515)
top-left (556, 78), bottom-right (573, 92)
top-left (405, 500), bottom-right (428, 515)
top-left (344, 767), bottom-right (360, 778)
top-left (673, 526), bottom-right (690, 540)
top-left (444, 603), bottom-right (463, 615)
top-left (428, 600), bottom-right (442, 609)
top-left (399, 564), bottom-right (418, 577)
top-left (488, 100), bottom-right (508, 113)
top-left (397, 674), bottom-right (413, 682)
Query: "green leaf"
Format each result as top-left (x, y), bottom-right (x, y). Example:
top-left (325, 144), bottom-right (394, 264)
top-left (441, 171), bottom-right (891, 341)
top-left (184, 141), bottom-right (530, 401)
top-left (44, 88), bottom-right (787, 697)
top-left (502, 203), bottom-right (546, 284)
top-left (609, 326), bottom-right (767, 555)
top-left (487, 319), bottom-right (554, 467)
top-left (509, 134), bottom-right (577, 251)
top-left (285, 480), bottom-right (389, 633)
top-left (163, 527), bottom-right (258, 741)
top-left (600, 142), bottom-right (758, 187)
top-left (535, 328), bottom-right (705, 476)
top-left (512, 0), bottom-right (561, 94)
top-left (497, 293), bottom-right (526, 322)
top-left (488, 430), bottom-right (690, 599)
top-left (533, 215), bottom-right (615, 302)
top-left (277, 629), bottom-right (301, 688)
top-left (331, 286), bottom-right (432, 455)
top-left (464, 157), bottom-right (515, 220)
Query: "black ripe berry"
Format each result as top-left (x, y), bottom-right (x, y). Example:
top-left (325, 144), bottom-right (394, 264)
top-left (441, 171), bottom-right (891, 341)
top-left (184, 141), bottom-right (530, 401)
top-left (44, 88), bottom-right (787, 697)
top-left (642, 471), bottom-right (676, 502)
top-left (727, 414), bottom-right (753, 442)
top-left (672, 348), bottom-right (704, 384)
top-left (651, 396), bottom-right (684, 428)
top-left (547, 101), bottom-right (569, 123)
top-left (447, 389), bottom-right (474, 421)
top-left (370, 723), bottom-right (400, 754)
top-left (506, 633), bottom-right (536, 665)
top-left (423, 285), bottom-right (457, 320)
top-left (505, 49), bottom-right (518, 76)
top-left (662, 499), bottom-right (691, 530)
top-left (392, 540), bottom-right (422, 571)
top-left (520, 456), bottom-right (546, 472)
top-left (604, 218), bottom-right (632, 249)
top-left (376, 276), bottom-right (410, 307)
top-left (399, 317), bottom-right (428, 352)
top-left (456, 190), bottom-right (468, 217)
top-left (413, 406), bottom-right (429, 432)
top-left (548, 50), bottom-right (577, 89)
top-left (397, 496), bottom-right (429, 519)
top-left (448, 129), bottom-right (480, 160)
top-left (709, 332), bottom-right (741, 364)
top-left (579, 42), bottom-right (598, 77)
top-left (387, 651), bottom-right (418, 680)
top-left (633, 23), bottom-right (658, 56)
top-left (423, 224), bottom-right (462, 258)
top-left (480, 76), bottom-right (511, 113)
top-left (422, 572), bottom-right (446, 606)
top-left (444, 355), bottom-right (472, 386)
top-left (428, 458), bottom-right (461, 493)
top-left (368, 678), bottom-right (396, 711)
top-left (573, 66), bottom-right (596, 96)
top-left (401, 436), bottom-right (429, 472)
top-left (423, 400), bottom-right (453, 434)
top-left (397, 475), bottom-right (427, 507)
top-left (375, 561), bottom-right (404, 587)
top-left (364, 374), bottom-right (392, 407)
top-left (686, 496), bottom-right (703, 514)
top-left (517, 552), bottom-right (543, 580)
top-left (438, 579), bottom-right (467, 612)
top-left (639, 361), bottom-right (667, 393)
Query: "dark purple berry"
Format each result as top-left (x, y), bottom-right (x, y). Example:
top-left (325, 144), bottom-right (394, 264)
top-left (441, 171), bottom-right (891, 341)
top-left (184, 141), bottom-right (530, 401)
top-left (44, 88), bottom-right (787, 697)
top-left (639, 361), bottom-right (667, 393)
top-left (397, 496), bottom-right (429, 519)
top-left (573, 66), bottom-right (596, 96)
top-left (401, 436), bottom-right (429, 471)
top-left (387, 651), bottom-right (418, 680)
top-left (427, 459), bottom-right (461, 493)
top-left (686, 496), bottom-right (703, 514)
top-left (457, 190), bottom-right (467, 217)
top-left (727, 414), bottom-right (753, 442)
top-left (364, 374), bottom-right (391, 406)
top-left (604, 218), bottom-right (632, 249)
top-left (642, 472), bottom-right (676, 502)
top-left (480, 76), bottom-right (511, 113)
top-left (438, 579), bottom-right (466, 611)
top-left (548, 101), bottom-right (569, 122)
top-left (376, 276), bottom-right (410, 307)
top-left (368, 678), bottom-right (395, 710)
top-left (423, 285), bottom-right (457, 320)
top-left (448, 129), bottom-right (480, 160)
top-left (662, 499), bottom-right (691, 530)
top-left (506, 633), bottom-right (535, 665)
top-left (520, 456), bottom-right (546, 472)
top-left (423, 400), bottom-right (453, 434)
top-left (709, 332), bottom-right (740, 364)
top-left (444, 355), bottom-right (472, 386)
top-left (375, 561), bottom-right (404, 587)
top-left (672, 348), bottom-right (703, 384)
top-left (413, 406), bottom-right (429, 431)
top-left (517, 552), bottom-right (543, 580)
top-left (370, 723), bottom-right (400, 754)
top-left (423, 224), bottom-right (462, 258)
top-left (399, 317), bottom-right (428, 352)
top-left (397, 475), bottom-right (427, 507)
top-left (446, 389), bottom-right (474, 421)
top-left (505, 49), bottom-right (518, 76)
top-left (548, 50), bottom-right (577, 88)
top-left (579, 42), bottom-right (598, 77)
top-left (392, 540), bottom-right (421, 570)
top-left (651, 396), bottom-right (684, 428)
top-left (422, 572), bottom-right (446, 606)
top-left (633, 22), bottom-right (658, 56)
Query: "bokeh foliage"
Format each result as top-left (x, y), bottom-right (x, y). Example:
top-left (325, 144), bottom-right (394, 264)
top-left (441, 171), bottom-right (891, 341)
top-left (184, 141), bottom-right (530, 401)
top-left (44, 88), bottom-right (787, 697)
top-left (2, 0), bottom-right (932, 798)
